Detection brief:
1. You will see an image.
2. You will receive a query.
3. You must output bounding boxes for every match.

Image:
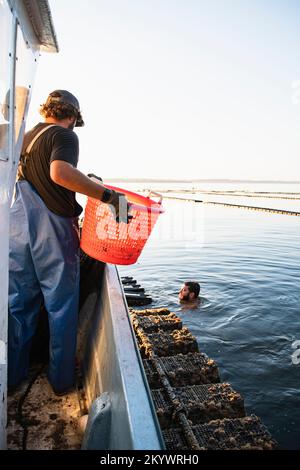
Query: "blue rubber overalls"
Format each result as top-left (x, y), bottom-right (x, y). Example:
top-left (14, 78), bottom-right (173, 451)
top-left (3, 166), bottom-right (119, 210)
top-left (8, 180), bottom-right (80, 393)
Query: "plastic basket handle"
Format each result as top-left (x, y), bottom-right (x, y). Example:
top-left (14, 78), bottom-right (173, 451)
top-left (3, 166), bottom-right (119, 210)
top-left (88, 173), bottom-right (103, 183)
top-left (146, 190), bottom-right (163, 205)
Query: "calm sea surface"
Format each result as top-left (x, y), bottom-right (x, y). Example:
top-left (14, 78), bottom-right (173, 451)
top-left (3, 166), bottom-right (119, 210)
top-left (114, 182), bottom-right (300, 450)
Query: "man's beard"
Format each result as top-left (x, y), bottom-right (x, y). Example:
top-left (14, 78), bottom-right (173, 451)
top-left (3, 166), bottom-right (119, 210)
top-left (180, 293), bottom-right (190, 301)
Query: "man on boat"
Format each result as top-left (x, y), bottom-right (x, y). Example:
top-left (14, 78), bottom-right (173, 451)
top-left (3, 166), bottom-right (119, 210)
top-left (178, 281), bottom-right (200, 306)
top-left (8, 90), bottom-right (130, 395)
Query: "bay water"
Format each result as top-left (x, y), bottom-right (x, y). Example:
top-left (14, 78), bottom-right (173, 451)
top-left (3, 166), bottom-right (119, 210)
top-left (116, 182), bottom-right (300, 450)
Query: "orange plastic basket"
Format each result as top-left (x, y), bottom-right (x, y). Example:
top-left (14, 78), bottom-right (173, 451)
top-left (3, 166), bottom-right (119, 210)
top-left (80, 185), bottom-right (164, 265)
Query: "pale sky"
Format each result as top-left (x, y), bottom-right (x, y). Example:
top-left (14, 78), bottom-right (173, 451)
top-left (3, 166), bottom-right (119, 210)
top-left (27, 0), bottom-right (300, 181)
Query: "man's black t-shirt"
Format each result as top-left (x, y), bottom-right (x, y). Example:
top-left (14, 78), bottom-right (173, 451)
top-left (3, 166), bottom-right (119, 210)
top-left (19, 123), bottom-right (83, 217)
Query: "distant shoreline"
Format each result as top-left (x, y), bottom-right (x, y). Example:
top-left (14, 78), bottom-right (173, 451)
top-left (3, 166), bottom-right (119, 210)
top-left (106, 178), bottom-right (300, 184)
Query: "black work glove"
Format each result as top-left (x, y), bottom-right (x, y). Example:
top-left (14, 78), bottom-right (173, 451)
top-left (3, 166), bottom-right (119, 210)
top-left (107, 190), bottom-right (133, 224)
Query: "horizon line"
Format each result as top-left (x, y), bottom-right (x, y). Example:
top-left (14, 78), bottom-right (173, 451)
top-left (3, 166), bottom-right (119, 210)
top-left (105, 178), bottom-right (300, 184)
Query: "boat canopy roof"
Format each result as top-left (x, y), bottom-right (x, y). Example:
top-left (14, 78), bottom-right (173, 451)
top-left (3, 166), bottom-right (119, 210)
top-left (8, 0), bottom-right (58, 52)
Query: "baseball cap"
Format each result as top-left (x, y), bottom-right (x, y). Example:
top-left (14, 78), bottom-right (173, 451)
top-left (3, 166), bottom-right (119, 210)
top-left (45, 89), bottom-right (84, 127)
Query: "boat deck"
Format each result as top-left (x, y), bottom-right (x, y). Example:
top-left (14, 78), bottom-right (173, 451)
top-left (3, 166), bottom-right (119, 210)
top-left (7, 369), bottom-right (83, 450)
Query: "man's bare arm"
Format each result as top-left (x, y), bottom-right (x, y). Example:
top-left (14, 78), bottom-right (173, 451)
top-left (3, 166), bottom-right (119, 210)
top-left (50, 160), bottom-right (106, 199)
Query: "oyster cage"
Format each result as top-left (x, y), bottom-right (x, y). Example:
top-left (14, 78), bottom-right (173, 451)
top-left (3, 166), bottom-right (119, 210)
top-left (152, 383), bottom-right (245, 428)
top-left (137, 328), bottom-right (199, 358)
top-left (162, 415), bottom-right (277, 450)
top-left (131, 313), bottom-right (182, 333)
top-left (143, 353), bottom-right (220, 388)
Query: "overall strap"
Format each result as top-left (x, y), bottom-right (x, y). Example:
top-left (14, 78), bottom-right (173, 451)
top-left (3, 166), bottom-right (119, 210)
top-left (17, 124), bottom-right (58, 181)
top-left (25, 124), bottom-right (58, 154)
